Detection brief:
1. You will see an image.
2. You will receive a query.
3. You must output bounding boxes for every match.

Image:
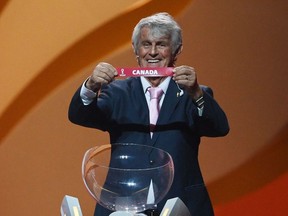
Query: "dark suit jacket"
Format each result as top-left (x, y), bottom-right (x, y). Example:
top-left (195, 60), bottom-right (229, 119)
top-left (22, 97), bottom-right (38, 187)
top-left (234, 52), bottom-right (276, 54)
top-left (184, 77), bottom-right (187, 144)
top-left (68, 77), bottom-right (229, 216)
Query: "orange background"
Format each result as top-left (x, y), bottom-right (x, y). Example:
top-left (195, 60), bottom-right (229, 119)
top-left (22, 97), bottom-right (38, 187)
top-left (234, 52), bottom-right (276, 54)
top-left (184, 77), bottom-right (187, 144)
top-left (0, 0), bottom-right (287, 215)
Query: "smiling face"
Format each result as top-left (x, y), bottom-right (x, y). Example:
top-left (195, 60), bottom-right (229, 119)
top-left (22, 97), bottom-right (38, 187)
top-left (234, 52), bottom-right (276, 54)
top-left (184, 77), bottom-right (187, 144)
top-left (132, 26), bottom-right (182, 86)
top-left (134, 26), bottom-right (180, 68)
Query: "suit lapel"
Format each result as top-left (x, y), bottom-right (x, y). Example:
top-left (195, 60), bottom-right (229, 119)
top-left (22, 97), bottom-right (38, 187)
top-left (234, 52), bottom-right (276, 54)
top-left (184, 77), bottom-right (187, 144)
top-left (158, 80), bottom-right (182, 124)
top-left (151, 80), bottom-right (182, 144)
top-left (130, 78), bottom-right (150, 125)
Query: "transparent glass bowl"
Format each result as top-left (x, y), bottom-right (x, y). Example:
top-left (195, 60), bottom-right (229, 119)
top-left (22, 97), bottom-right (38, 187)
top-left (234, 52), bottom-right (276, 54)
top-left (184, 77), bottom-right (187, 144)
top-left (82, 143), bottom-right (174, 214)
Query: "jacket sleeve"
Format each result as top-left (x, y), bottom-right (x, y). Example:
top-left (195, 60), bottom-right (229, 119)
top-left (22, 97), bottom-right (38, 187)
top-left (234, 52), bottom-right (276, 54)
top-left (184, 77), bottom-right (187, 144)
top-left (195, 86), bottom-right (230, 137)
top-left (68, 86), bottom-right (110, 131)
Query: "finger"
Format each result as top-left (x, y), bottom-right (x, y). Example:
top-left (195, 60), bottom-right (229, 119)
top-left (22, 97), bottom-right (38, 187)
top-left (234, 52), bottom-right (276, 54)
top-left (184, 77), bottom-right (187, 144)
top-left (94, 76), bottom-right (110, 85)
top-left (174, 66), bottom-right (195, 76)
top-left (97, 66), bottom-right (113, 80)
top-left (173, 73), bottom-right (191, 82)
top-left (94, 63), bottom-right (117, 82)
top-left (99, 62), bottom-right (118, 77)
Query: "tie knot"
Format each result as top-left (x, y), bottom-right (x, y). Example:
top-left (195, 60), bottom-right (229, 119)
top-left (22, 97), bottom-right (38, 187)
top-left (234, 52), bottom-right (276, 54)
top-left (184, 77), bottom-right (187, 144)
top-left (148, 87), bottom-right (163, 100)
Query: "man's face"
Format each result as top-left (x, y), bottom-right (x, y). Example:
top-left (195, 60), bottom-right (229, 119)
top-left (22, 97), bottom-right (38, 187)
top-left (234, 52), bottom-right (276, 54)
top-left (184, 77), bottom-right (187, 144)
top-left (136, 27), bottom-right (176, 68)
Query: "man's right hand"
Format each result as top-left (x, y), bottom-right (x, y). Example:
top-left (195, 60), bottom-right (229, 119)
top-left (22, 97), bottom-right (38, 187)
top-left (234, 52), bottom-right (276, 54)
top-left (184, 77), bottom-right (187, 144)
top-left (85, 62), bottom-right (118, 92)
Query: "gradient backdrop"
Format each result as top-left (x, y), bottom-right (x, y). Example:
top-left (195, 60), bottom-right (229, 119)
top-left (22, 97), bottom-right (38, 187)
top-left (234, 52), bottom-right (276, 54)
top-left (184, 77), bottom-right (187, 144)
top-left (0, 0), bottom-right (287, 215)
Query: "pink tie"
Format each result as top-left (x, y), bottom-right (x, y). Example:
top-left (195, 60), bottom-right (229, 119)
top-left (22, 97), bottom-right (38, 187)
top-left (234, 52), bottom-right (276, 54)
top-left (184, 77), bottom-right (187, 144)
top-left (148, 87), bottom-right (163, 131)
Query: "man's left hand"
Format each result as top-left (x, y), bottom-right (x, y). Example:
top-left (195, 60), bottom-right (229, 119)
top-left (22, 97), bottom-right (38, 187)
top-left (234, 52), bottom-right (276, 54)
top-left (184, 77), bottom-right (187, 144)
top-left (172, 65), bottom-right (203, 99)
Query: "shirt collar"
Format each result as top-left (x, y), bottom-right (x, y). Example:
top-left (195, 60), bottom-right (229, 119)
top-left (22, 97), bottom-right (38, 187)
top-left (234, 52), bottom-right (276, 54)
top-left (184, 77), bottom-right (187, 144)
top-left (140, 76), bottom-right (171, 94)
